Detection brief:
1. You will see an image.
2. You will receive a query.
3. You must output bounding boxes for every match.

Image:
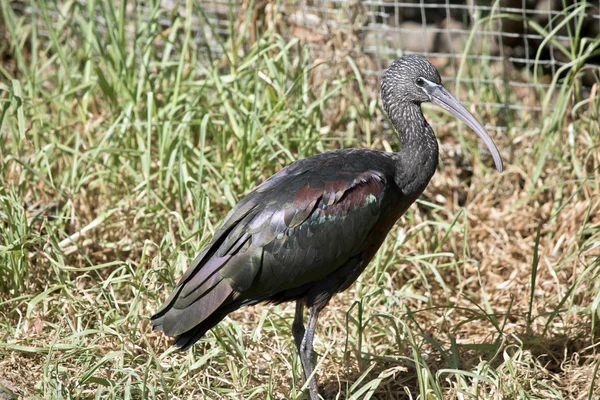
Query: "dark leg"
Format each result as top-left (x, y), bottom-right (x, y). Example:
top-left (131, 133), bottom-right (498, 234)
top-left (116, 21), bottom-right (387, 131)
top-left (298, 304), bottom-right (323, 400)
top-left (292, 300), bottom-right (305, 351)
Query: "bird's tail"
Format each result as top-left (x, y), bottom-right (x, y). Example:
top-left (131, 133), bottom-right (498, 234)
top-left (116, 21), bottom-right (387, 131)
top-left (150, 244), bottom-right (238, 348)
top-left (171, 309), bottom-right (231, 350)
top-left (151, 209), bottom-right (267, 350)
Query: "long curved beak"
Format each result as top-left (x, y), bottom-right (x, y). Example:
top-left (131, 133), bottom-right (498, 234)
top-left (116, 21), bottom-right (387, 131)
top-left (426, 84), bottom-right (503, 172)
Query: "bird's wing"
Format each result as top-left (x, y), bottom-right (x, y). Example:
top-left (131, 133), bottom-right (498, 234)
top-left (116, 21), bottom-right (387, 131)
top-left (152, 152), bottom-right (394, 336)
top-left (238, 169), bottom-right (389, 296)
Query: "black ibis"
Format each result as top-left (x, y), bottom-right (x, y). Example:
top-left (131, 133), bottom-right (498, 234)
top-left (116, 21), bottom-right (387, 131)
top-left (151, 55), bottom-right (503, 399)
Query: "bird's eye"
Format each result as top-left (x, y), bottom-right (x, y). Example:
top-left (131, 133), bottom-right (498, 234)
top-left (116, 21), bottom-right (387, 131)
top-left (415, 77), bottom-right (425, 86)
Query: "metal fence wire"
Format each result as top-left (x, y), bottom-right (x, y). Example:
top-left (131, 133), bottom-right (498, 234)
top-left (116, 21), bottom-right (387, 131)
top-left (8, 0), bottom-right (600, 132)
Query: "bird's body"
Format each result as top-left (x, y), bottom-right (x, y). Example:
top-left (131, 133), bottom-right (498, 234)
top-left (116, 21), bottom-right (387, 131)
top-left (151, 55), bottom-right (503, 399)
top-left (152, 147), bottom-right (433, 347)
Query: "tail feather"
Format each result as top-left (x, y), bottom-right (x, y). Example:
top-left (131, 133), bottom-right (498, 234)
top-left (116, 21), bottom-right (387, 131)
top-left (151, 251), bottom-right (236, 337)
top-left (161, 279), bottom-right (233, 336)
top-left (151, 250), bottom-right (227, 321)
top-left (172, 295), bottom-right (269, 350)
top-left (150, 285), bottom-right (234, 351)
top-left (173, 309), bottom-right (231, 350)
top-left (151, 203), bottom-right (263, 348)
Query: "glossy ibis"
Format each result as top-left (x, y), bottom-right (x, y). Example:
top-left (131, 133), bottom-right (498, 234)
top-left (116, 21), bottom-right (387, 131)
top-left (151, 55), bottom-right (503, 399)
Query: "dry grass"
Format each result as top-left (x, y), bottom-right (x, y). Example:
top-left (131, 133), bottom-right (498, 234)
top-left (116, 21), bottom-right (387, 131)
top-left (1, 1), bottom-right (599, 399)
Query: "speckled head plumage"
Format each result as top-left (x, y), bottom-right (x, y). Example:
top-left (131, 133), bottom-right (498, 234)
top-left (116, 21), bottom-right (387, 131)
top-left (381, 55), bottom-right (442, 111)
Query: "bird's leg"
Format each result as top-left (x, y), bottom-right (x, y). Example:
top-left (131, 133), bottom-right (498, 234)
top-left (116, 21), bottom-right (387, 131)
top-left (292, 300), bottom-right (305, 351)
top-left (298, 304), bottom-right (323, 400)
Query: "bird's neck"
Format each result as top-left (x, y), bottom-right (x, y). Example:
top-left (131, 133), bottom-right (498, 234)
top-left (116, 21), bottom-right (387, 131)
top-left (389, 102), bottom-right (439, 196)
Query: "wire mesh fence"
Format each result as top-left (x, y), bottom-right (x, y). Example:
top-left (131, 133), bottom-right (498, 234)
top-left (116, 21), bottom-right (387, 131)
top-left (266, 0), bottom-right (600, 132)
top-left (6, 0), bottom-right (600, 132)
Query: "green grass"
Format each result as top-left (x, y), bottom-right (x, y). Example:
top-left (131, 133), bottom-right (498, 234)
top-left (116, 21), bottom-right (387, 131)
top-left (1, 1), bottom-right (599, 399)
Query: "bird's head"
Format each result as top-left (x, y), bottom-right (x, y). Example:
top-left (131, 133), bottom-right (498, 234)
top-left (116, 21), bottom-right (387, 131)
top-left (381, 55), bottom-right (443, 105)
top-left (381, 55), bottom-right (503, 172)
